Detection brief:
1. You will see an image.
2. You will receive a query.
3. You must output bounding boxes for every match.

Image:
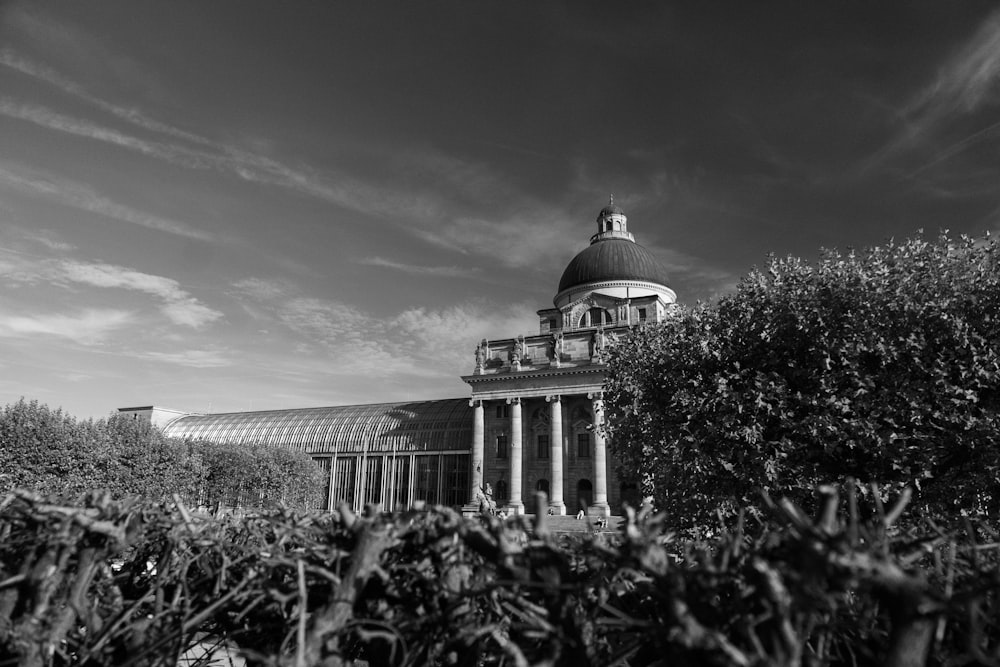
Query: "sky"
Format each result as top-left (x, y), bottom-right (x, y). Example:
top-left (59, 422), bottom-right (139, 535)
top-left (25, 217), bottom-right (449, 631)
top-left (2, 1), bottom-right (1000, 419)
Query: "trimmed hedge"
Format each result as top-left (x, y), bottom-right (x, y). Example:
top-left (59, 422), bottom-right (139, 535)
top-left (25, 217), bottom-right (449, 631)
top-left (0, 399), bottom-right (323, 510)
top-left (1, 485), bottom-right (997, 666)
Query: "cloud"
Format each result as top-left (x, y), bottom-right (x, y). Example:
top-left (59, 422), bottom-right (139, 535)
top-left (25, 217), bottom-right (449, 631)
top-left (0, 49), bottom-right (231, 152)
top-left (359, 256), bottom-right (480, 278)
top-left (230, 276), bottom-right (539, 380)
top-left (391, 301), bottom-right (539, 363)
top-left (58, 261), bottom-right (223, 328)
top-left (0, 54), bottom-right (588, 269)
top-left (7, 227), bottom-right (76, 252)
top-left (868, 8), bottom-right (1000, 170)
top-left (907, 9), bottom-right (1000, 120)
top-left (0, 308), bottom-right (132, 344)
top-left (231, 277), bottom-right (293, 301)
top-left (0, 254), bottom-right (222, 329)
top-left (132, 349), bottom-right (232, 368)
top-left (0, 163), bottom-right (213, 241)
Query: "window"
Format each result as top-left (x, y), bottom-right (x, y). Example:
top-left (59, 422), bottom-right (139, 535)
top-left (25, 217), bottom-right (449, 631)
top-left (537, 434), bottom-right (549, 459)
top-left (497, 434), bottom-right (508, 459)
top-left (536, 478), bottom-right (550, 495)
top-left (495, 404), bottom-right (510, 419)
top-left (496, 480), bottom-right (508, 501)
top-left (577, 433), bottom-right (590, 458)
top-left (638, 307), bottom-right (647, 322)
top-left (548, 318), bottom-right (557, 330)
top-left (579, 307), bottom-right (612, 328)
top-left (363, 456), bottom-right (383, 506)
top-left (442, 454), bottom-right (470, 507)
top-left (312, 457), bottom-right (333, 510)
top-left (414, 455), bottom-right (439, 505)
top-left (332, 457), bottom-right (357, 510)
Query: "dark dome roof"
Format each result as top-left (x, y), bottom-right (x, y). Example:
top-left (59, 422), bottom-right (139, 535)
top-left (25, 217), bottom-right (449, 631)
top-left (597, 203), bottom-right (624, 219)
top-left (558, 238), bottom-right (671, 294)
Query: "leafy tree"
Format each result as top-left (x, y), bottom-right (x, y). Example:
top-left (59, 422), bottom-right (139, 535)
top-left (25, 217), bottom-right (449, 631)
top-left (197, 440), bottom-right (323, 511)
top-left (96, 413), bottom-right (205, 502)
top-left (0, 398), bottom-right (103, 497)
top-left (604, 234), bottom-right (1000, 530)
top-left (1, 399), bottom-right (322, 510)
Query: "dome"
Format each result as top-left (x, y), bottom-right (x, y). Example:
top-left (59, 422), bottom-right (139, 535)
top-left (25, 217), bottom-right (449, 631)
top-left (557, 238), bottom-right (671, 294)
top-left (597, 203), bottom-right (625, 219)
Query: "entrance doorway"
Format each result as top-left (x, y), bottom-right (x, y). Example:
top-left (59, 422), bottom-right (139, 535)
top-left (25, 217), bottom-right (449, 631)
top-left (576, 479), bottom-right (593, 511)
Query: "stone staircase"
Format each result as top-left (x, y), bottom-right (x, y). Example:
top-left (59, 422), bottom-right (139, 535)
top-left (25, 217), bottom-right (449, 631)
top-left (521, 514), bottom-right (624, 534)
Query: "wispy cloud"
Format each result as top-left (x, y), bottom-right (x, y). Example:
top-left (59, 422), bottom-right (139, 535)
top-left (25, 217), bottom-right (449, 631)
top-left (132, 349), bottom-right (232, 368)
top-left (59, 261), bottom-right (223, 328)
top-left (0, 253), bottom-right (223, 329)
top-left (8, 227), bottom-right (76, 252)
top-left (0, 163), bottom-right (213, 241)
top-left (0, 53), bottom-right (590, 269)
top-left (359, 256), bottom-right (479, 278)
top-left (0, 308), bottom-right (132, 344)
top-left (906, 9), bottom-right (1000, 121)
top-left (867, 8), bottom-right (1000, 170)
top-left (0, 49), bottom-right (232, 152)
top-left (231, 276), bottom-right (540, 380)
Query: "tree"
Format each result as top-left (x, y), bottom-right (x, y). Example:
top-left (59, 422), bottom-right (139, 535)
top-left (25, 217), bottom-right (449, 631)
top-left (0, 399), bottom-right (103, 497)
top-left (604, 234), bottom-right (1000, 530)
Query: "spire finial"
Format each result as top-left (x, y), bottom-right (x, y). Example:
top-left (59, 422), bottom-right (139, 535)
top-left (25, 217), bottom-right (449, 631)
top-left (609, 194), bottom-right (614, 206)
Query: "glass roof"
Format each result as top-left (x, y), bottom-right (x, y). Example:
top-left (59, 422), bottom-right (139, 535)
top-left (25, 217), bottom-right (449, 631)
top-left (163, 398), bottom-right (472, 454)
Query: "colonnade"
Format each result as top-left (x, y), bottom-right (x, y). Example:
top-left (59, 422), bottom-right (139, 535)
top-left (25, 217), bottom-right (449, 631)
top-left (469, 392), bottom-right (610, 516)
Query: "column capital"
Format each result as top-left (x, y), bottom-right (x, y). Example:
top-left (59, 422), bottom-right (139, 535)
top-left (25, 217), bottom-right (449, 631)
top-left (587, 391), bottom-right (604, 401)
top-left (545, 394), bottom-right (561, 403)
top-left (469, 399), bottom-right (483, 408)
top-left (506, 396), bottom-right (521, 405)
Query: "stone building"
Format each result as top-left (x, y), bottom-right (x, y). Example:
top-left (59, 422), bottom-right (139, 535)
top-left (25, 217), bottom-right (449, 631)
top-left (120, 199), bottom-right (676, 516)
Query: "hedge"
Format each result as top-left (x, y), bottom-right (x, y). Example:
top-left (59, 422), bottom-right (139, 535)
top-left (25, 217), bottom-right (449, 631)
top-left (1, 485), bottom-right (997, 666)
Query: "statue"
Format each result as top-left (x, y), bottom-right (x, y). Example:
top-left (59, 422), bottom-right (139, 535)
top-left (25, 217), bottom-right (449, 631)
top-left (550, 331), bottom-right (563, 367)
top-left (509, 335), bottom-right (526, 371)
top-left (479, 482), bottom-right (498, 516)
top-left (590, 327), bottom-right (606, 361)
top-left (475, 339), bottom-right (487, 373)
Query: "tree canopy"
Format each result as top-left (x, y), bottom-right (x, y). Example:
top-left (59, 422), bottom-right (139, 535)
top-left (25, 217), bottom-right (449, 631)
top-left (0, 399), bottom-right (324, 510)
top-left (604, 234), bottom-right (1000, 529)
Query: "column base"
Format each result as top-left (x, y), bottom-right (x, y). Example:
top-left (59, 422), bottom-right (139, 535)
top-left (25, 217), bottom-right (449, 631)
top-left (461, 503), bottom-right (481, 518)
top-left (548, 501), bottom-right (566, 516)
top-left (587, 503), bottom-right (611, 518)
top-left (506, 501), bottom-right (525, 515)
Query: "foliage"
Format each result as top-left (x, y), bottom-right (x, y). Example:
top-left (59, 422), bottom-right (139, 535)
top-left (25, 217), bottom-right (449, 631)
top-left (0, 399), bottom-right (322, 511)
top-left (0, 399), bottom-right (104, 498)
top-left (1, 487), bottom-right (999, 666)
top-left (198, 440), bottom-right (324, 511)
top-left (604, 234), bottom-right (1000, 529)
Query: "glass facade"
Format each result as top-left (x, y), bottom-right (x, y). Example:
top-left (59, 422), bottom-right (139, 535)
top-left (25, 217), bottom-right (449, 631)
top-left (164, 399), bottom-right (473, 512)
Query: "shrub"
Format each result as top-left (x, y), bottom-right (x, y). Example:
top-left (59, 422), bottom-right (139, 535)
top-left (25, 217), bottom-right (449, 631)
top-left (1, 487), bottom-right (997, 666)
top-left (0, 399), bottom-right (322, 511)
top-left (604, 234), bottom-right (1000, 530)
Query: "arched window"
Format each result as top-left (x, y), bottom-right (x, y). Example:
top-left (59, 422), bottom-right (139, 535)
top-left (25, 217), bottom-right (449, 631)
top-left (536, 478), bottom-right (550, 495)
top-left (578, 307), bottom-right (612, 328)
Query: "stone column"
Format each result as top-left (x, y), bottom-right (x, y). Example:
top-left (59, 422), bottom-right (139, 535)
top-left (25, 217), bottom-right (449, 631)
top-left (546, 394), bottom-right (565, 514)
top-left (508, 397), bottom-right (524, 514)
top-left (589, 392), bottom-right (610, 516)
top-left (469, 399), bottom-right (484, 505)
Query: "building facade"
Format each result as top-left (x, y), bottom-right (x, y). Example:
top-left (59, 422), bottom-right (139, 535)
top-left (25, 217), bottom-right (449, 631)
top-left (120, 199), bottom-right (676, 516)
